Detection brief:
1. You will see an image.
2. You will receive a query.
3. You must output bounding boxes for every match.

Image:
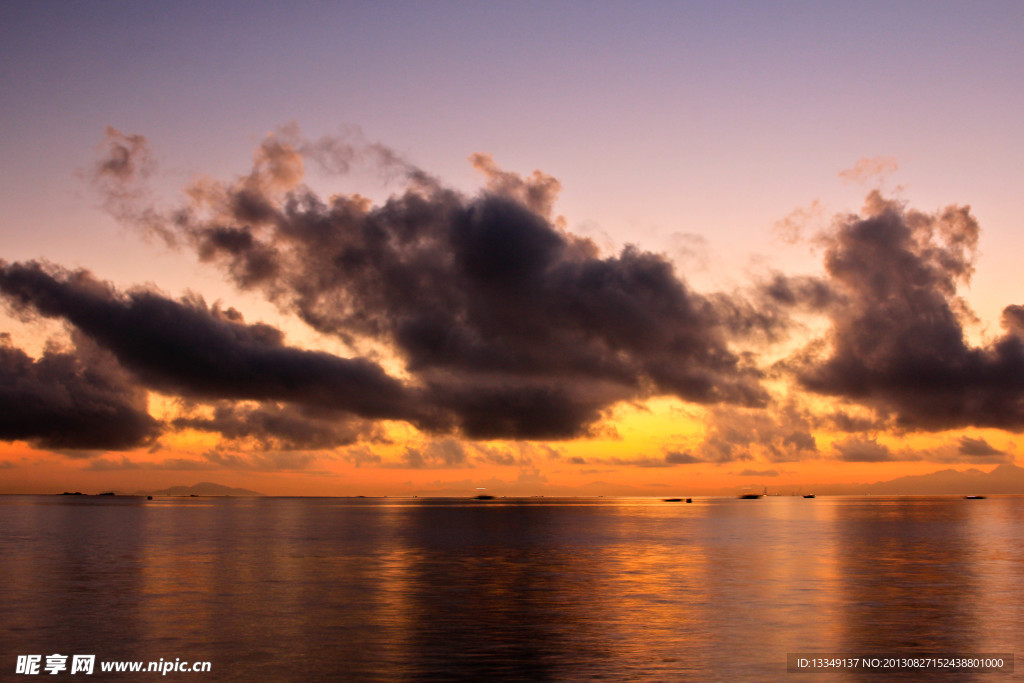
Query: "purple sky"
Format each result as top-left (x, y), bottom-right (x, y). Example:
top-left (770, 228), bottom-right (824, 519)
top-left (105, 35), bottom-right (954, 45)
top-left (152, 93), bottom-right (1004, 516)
top-left (2, 1), bottom-right (1024, 494)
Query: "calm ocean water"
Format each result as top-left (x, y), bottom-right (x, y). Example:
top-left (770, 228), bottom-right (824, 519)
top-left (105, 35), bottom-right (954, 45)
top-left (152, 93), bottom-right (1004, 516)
top-left (1, 495), bottom-right (1020, 681)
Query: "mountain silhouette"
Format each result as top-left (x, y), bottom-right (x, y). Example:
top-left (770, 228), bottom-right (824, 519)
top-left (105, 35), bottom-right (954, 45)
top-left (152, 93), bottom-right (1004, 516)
top-left (864, 463), bottom-right (1024, 495)
top-left (148, 482), bottom-right (264, 496)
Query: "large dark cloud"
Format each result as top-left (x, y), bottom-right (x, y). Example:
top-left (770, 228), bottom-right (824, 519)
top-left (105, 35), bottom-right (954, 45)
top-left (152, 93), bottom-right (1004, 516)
top-left (0, 333), bottom-right (159, 451)
top-left (0, 261), bottom-right (432, 427)
top-left (191, 188), bottom-right (762, 412)
top-left (793, 192), bottom-right (1024, 430)
top-left (78, 128), bottom-right (780, 441)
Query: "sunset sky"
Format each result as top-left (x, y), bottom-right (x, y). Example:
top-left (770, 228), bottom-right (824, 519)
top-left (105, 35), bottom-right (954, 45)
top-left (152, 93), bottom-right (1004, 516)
top-left (2, 1), bottom-right (1024, 495)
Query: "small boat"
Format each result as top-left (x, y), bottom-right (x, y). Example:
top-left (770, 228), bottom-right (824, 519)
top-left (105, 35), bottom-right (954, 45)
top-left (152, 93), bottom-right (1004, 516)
top-left (803, 494), bottom-right (816, 499)
top-left (964, 495), bottom-right (987, 499)
top-left (686, 498), bottom-right (692, 503)
top-left (473, 494), bottom-right (495, 500)
top-left (740, 487), bottom-right (766, 499)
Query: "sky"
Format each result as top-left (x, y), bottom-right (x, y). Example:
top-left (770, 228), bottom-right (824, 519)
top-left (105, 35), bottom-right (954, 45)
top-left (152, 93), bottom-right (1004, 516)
top-left (2, 1), bottom-right (1024, 495)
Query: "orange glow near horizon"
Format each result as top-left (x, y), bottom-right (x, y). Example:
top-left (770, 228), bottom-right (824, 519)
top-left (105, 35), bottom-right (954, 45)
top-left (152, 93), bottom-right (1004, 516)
top-left (0, 403), bottom-right (1017, 497)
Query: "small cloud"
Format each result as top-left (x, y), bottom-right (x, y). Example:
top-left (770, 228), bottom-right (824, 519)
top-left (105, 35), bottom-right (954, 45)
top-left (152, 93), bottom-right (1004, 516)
top-left (834, 437), bottom-right (894, 462)
top-left (772, 200), bottom-right (824, 245)
top-left (608, 456), bottom-right (673, 468)
top-left (665, 450), bottom-right (703, 464)
top-left (609, 452), bottom-right (704, 468)
top-left (202, 449), bottom-right (318, 471)
top-left (737, 469), bottom-right (779, 477)
top-left (342, 446), bottom-right (383, 468)
top-left (958, 436), bottom-right (1004, 457)
top-left (477, 451), bottom-right (517, 466)
top-left (390, 438), bottom-right (472, 469)
top-left (838, 156), bottom-right (898, 184)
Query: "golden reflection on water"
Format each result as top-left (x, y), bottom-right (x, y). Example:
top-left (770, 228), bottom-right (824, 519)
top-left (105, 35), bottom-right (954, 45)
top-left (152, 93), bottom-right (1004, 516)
top-left (1, 495), bottom-right (1021, 680)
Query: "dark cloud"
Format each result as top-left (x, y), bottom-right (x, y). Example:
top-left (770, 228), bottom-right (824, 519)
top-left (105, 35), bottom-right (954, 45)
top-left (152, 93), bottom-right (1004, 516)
top-left (85, 127), bottom-right (173, 245)
top-left (173, 402), bottom-right (383, 451)
top-left (821, 409), bottom-right (883, 433)
top-left (0, 261), bottom-right (433, 427)
top-left (758, 273), bottom-right (836, 312)
top-left (93, 127), bottom-right (154, 183)
top-left (607, 452), bottom-right (705, 468)
top-left (608, 456), bottom-right (674, 468)
top-left (833, 437), bottom-right (894, 462)
top-left (957, 436), bottom-right (1004, 457)
top-left (793, 192), bottom-right (1024, 430)
top-left (783, 431), bottom-right (817, 452)
top-left (84, 128), bottom-right (781, 441)
top-left (563, 452), bottom-right (703, 467)
top-left (0, 333), bottom-right (159, 451)
top-left (665, 450), bottom-right (703, 464)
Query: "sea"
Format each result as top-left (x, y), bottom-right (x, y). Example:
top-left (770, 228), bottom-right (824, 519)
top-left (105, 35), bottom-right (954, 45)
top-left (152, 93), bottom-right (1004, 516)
top-left (1, 494), bottom-right (1020, 681)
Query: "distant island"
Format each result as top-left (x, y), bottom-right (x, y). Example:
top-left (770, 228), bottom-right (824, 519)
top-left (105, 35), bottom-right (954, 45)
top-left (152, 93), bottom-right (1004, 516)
top-left (729, 463), bottom-right (1024, 497)
top-left (51, 466), bottom-right (1024, 498)
top-left (861, 463), bottom-right (1024, 496)
top-left (57, 482), bottom-right (265, 497)
top-left (146, 482), bottom-right (264, 497)
top-left (493, 463), bottom-right (1024, 498)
